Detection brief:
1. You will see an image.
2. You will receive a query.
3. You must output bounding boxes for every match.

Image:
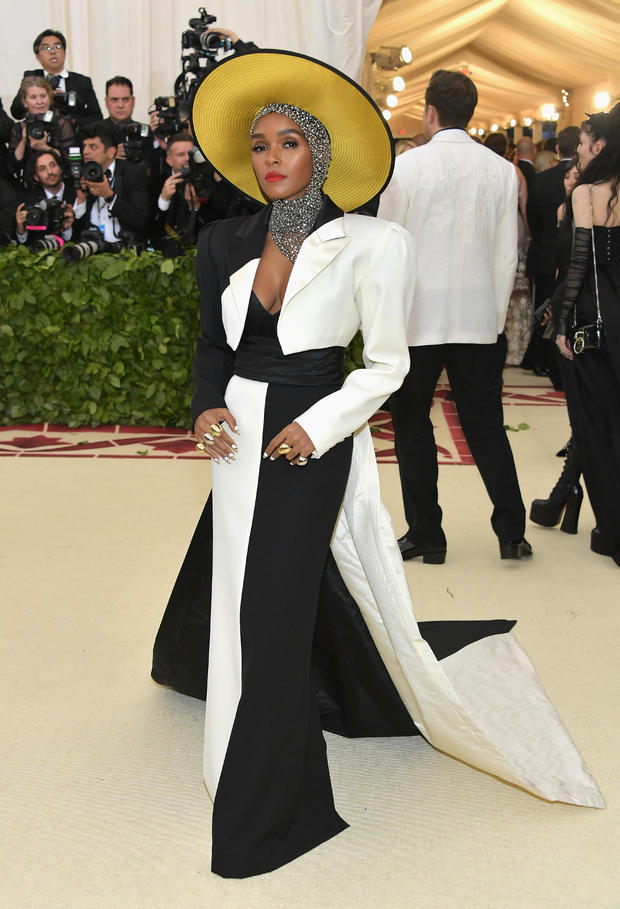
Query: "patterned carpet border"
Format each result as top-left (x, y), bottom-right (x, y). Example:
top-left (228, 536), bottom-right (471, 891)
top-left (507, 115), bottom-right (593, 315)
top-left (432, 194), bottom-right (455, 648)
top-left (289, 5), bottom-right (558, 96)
top-left (1, 384), bottom-right (565, 463)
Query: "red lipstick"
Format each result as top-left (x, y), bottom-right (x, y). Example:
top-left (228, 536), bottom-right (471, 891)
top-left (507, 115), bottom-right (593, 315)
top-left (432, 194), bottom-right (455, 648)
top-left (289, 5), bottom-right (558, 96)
top-left (265, 172), bottom-right (286, 182)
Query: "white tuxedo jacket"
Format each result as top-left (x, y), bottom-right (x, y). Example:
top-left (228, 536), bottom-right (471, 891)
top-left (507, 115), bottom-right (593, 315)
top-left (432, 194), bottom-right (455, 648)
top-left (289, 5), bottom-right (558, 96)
top-left (192, 197), bottom-right (415, 457)
top-left (378, 129), bottom-right (518, 346)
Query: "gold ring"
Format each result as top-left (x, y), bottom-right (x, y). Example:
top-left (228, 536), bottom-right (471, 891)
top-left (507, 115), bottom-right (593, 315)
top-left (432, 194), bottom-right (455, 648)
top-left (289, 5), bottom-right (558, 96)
top-left (196, 442), bottom-right (207, 452)
top-left (210, 423), bottom-right (223, 437)
top-left (296, 455), bottom-right (308, 467)
top-left (203, 432), bottom-right (215, 444)
top-left (278, 443), bottom-right (292, 455)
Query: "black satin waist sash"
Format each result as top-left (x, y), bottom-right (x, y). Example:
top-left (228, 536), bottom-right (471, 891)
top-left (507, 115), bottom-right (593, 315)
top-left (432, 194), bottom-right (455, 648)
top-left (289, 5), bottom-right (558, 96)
top-left (234, 336), bottom-right (345, 386)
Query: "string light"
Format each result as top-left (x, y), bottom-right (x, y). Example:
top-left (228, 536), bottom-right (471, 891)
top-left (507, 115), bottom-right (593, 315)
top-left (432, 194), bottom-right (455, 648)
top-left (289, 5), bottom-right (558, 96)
top-left (386, 94), bottom-right (398, 108)
top-left (510, 119), bottom-right (516, 127)
top-left (523, 117), bottom-right (533, 127)
top-left (561, 89), bottom-right (570, 108)
top-left (542, 104), bottom-right (556, 120)
top-left (491, 123), bottom-right (498, 132)
top-left (392, 76), bottom-right (405, 92)
top-left (382, 109), bottom-right (391, 121)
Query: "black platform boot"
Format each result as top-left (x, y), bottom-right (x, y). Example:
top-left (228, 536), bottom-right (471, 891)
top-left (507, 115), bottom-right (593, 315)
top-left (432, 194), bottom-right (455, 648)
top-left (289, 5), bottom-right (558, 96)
top-left (530, 438), bottom-right (583, 534)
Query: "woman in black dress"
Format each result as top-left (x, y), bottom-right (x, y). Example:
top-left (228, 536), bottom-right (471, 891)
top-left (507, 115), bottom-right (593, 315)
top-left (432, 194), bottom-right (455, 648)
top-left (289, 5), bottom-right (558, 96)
top-left (556, 104), bottom-right (620, 566)
top-left (153, 51), bottom-right (603, 878)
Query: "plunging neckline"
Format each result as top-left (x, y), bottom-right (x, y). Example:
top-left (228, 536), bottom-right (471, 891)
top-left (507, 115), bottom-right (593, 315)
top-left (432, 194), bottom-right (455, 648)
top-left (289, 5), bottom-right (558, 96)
top-left (250, 289), bottom-right (281, 317)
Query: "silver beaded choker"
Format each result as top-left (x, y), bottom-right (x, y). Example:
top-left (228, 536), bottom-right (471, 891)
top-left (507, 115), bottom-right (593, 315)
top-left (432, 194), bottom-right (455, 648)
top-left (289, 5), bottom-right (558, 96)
top-left (251, 103), bottom-right (331, 263)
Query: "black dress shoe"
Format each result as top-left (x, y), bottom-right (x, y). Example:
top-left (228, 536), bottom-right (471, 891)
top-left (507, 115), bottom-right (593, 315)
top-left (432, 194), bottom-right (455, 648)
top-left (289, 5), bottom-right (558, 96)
top-left (397, 534), bottom-right (446, 564)
top-left (499, 538), bottom-right (533, 559)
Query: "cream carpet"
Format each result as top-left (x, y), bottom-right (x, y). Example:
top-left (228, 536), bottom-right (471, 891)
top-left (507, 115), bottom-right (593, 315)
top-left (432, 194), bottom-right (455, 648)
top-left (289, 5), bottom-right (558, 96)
top-left (2, 369), bottom-right (619, 909)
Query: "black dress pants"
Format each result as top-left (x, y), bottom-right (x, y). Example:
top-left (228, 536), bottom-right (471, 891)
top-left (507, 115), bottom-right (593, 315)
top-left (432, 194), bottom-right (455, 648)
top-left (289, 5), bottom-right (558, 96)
top-left (390, 339), bottom-right (526, 548)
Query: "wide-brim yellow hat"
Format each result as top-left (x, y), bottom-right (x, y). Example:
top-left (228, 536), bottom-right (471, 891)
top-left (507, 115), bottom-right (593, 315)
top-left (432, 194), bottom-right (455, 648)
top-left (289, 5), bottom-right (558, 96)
top-left (191, 49), bottom-right (394, 212)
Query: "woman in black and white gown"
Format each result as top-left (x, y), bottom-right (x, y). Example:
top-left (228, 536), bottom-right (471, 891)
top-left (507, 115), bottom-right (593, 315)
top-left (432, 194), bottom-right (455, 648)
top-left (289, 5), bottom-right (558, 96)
top-left (152, 50), bottom-right (603, 879)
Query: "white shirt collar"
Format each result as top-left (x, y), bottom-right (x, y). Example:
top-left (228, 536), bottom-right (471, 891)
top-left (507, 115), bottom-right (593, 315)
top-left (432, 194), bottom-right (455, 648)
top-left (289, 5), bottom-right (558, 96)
top-left (44, 68), bottom-right (69, 79)
top-left (44, 183), bottom-right (65, 199)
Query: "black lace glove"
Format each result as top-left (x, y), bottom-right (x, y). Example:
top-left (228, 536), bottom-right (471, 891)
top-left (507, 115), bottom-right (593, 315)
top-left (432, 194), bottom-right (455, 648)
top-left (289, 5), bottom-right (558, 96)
top-left (556, 226), bottom-right (591, 337)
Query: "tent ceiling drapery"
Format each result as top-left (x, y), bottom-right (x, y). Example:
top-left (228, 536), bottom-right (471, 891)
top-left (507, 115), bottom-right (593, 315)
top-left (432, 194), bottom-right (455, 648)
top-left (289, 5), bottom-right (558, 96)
top-left (365, 0), bottom-right (620, 133)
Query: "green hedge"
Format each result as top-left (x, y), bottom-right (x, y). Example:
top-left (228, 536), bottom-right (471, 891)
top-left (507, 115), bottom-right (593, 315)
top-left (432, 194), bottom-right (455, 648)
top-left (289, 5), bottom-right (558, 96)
top-left (1, 245), bottom-right (199, 427)
top-left (0, 245), bottom-right (365, 428)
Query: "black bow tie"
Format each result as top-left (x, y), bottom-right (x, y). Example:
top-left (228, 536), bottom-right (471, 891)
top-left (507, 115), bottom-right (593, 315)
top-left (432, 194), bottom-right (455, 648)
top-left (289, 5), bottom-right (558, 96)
top-left (48, 75), bottom-right (61, 90)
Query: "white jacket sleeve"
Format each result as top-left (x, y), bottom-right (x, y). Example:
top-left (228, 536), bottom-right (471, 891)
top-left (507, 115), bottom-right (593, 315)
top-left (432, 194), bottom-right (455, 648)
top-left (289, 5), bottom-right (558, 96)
top-left (295, 221), bottom-right (415, 458)
top-left (494, 167), bottom-right (519, 332)
top-left (377, 160), bottom-right (410, 226)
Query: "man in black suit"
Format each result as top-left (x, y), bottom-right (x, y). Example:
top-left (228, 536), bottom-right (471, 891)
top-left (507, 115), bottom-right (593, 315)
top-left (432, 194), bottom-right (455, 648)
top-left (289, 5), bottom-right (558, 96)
top-left (0, 176), bottom-right (19, 244)
top-left (76, 121), bottom-right (150, 243)
top-left (0, 100), bottom-right (15, 185)
top-left (15, 149), bottom-right (77, 244)
top-left (527, 126), bottom-right (580, 305)
top-left (522, 126), bottom-right (580, 378)
top-left (151, 132), bottom-right (233, 253)
top-left (10, 29), bottom-right (102, 130)
top-left (103, 76), bottom-right (153, 170)
top-left (515, 136), bottom-right (537, 224)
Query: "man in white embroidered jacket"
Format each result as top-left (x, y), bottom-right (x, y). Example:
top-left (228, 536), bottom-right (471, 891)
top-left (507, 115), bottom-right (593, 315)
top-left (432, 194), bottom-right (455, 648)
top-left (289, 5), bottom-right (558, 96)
top-left (378, 69), bottom-right (530, 562)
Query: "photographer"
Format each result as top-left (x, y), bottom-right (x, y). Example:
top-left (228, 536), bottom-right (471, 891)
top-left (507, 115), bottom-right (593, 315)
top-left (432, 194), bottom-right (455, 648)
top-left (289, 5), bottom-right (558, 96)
top-left (0, 176), bottom-right (19, 244)
top-left (103, 76), bottom-right (153, 170)
top-left (76, 121), bottom-right (149, 243)
top-left (10, 29), bottom-right (102, 131)
top-left (151, 133), bottom-right (214, 250)
top-left (9, 76), bottom-right (76, 178)
top-left (0, 100), bottom-right (15, 185)
top-left (15, 150), bottom-right (78, 245)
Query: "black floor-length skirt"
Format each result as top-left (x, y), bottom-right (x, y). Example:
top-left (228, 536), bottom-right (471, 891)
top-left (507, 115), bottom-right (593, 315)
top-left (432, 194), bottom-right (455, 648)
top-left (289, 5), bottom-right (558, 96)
top-left (569, 235), bottom-right (620, 562)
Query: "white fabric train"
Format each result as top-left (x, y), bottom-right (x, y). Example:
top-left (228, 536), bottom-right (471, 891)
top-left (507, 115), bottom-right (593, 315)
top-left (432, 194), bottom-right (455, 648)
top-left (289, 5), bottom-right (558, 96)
top-left (331, 425), bottom-right (605, 809)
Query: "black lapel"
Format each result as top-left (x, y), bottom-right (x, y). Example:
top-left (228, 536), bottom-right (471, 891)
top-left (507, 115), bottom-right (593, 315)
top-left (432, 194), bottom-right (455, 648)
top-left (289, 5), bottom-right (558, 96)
top-left (113, 159), bottom-right (124, 199)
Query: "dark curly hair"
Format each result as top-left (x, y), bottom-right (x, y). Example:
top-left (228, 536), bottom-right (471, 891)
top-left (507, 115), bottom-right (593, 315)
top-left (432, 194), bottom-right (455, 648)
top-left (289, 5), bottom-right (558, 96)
top-left (576, 102), bottom-right (620, 220)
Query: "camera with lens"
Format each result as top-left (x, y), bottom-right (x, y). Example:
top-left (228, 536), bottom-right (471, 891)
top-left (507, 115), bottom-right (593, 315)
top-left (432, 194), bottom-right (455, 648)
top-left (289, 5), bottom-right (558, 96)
top-left (150, 97), bottom-right (189, 140)
top-left (25, 111), bottom-right (60, 147)
top-left (52, 90), bottom-right (80, 119)
top-left (177, 147), bottom-right (215, 198)
top-left (24, 198), bottom-right (67, 251)
top-left (175, 8), bottom-right (231, 99)
top-left (181, 7), bottom-right (228, 52)
top-left (63, 227), bottom-right (107, 263)
top-left (67, 146), bottom-right (104, 189)
top-left (117, 121), bottom-right (150, 165)
top-left (25, 197), bottom-right (66, 232)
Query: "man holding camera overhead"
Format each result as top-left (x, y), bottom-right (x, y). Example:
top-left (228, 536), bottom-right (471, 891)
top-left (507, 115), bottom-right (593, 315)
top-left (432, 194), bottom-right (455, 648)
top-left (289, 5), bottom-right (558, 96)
top-left (15, 149), bottom-right (77, 245)
top-left (75, 121), bottom-right (150, 244)
top-left (10, 29), bottom-right (102, 131)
